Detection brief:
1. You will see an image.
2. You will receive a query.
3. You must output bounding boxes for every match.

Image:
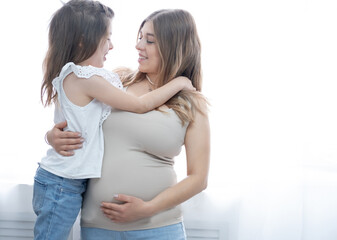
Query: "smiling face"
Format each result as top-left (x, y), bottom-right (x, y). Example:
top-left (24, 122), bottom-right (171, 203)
top-left (136, 21), bottom-right (161, 81)
top-left (81, 23), bottom-right (113, 68)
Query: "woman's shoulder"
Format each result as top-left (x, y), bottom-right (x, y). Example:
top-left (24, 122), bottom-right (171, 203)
top-left (193, 92), bottom-right (209, 110)
top-left (113, 67), bottom-right (134, 83)
top-left (183, 91), bottom-right (210, 115)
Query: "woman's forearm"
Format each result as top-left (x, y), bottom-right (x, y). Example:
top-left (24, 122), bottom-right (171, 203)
top-left (146, 174), bottom-right (208, 216)
top-left (101, 173), bottom-right (208, 222)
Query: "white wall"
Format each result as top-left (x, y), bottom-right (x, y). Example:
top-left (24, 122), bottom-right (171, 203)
top-left (1, 0), bottom-right (337, 239)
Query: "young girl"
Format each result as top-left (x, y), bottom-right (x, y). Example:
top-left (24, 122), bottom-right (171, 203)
top-left (33, 1), bottom-right (194, 239)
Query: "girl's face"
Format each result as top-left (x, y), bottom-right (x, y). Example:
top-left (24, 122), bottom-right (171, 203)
top-left (83, 24), bottom-right (113, 68)
top-left (136, 21), bottom-right (161, 80)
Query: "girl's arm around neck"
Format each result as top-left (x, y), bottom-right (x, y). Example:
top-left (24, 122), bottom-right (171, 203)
top-left (83, 75), bottom-right (195, 113)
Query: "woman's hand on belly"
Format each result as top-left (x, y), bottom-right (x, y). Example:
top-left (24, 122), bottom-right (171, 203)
top-left (100, 194), bottom-right (154, 223)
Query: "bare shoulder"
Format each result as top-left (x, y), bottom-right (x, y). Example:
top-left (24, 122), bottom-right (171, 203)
top-left (185, 93), bottom-right (211, 145)
top-left (191, 92), bottom-right (210, 117)
top-left (113, 67), bottom-right (133, 83)
top-left (184, 92), bottom-right (210, 134)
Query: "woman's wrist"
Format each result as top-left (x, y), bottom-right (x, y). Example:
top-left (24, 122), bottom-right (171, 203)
top-left (144, 200), bottom-right (159, 217)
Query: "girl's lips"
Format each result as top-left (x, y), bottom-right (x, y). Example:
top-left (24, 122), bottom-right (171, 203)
top-left (103, 53), bottom-right (108, 61)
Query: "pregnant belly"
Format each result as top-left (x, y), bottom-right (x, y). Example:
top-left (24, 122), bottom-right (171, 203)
top-left (81, 154), bottom-right (180, 229)
top-left (85, 159), bottom-right (177, 204)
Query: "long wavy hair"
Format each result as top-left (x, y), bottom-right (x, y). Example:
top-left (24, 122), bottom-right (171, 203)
top-left (40, 0), bottom-right (114, 106)
top-left (120, 9), bottom-right (208, 125)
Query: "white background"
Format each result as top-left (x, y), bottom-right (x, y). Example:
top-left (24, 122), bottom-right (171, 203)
top-left (1, 0), bottom-right (337, 239)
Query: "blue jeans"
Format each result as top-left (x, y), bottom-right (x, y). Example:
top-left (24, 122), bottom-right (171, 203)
top-left (32, 166), bottom-right (87, 240)
top-left (81, 222), bottom-right (186, 240)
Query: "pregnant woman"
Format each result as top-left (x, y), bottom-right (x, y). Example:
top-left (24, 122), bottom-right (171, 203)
top-left (47, 9), bottom-right (210, 240)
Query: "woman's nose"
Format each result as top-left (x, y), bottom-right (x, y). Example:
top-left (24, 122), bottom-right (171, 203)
top-left (135, 39), bottom-right (144, 50)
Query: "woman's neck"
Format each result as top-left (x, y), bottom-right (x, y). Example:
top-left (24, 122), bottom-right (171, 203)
top-left (145, 74), bottom-right (160, 91)
top-left (146, 74), bottom-right (158, 84)
top-left (126, 80), bottom-right (152, 96)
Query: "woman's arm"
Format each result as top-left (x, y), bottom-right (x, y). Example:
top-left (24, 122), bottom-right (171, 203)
top-left (100, 99), bottom-right (210, 222)
top-left (84, 76), bottom-right (195, 113)
top-left (46, 121), bottom-right (84, 156)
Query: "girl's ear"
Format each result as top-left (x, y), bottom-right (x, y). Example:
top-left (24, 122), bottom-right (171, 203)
top-left (79, 35), bottom-right (84, 48)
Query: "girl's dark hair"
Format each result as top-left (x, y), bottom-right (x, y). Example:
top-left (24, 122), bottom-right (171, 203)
top-left (41, 0), bottom-right (114, 106)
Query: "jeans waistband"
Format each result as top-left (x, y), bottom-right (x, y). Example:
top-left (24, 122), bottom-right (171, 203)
top-left (36, 165), bottom-right (88, 186)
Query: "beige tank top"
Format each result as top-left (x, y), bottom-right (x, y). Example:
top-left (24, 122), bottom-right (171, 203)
top-left (81, 108), bottom-right (189, 231)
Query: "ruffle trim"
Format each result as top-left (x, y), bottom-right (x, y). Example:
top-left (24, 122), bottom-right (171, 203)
top-left (55, 62), bottom-right (123, 125)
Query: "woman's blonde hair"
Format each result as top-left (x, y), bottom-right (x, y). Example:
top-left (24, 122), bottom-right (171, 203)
top-left (41, 0), bottom-right (114, 106)
top-left (121, 9), bottom-right (208, 125)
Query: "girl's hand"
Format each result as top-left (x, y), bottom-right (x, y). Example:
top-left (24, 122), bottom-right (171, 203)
top-left (176, 76), bottom-right (196, 91)
top-left (100, 194), bottom-right (153, 223)
top-left (47, 121), bottom-right (84, 156)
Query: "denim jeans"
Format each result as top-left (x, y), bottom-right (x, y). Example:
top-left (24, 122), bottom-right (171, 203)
top-left (32, 166), bottom-right (87, 240)
top-left (81, 222), bottom-right (186, 240)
